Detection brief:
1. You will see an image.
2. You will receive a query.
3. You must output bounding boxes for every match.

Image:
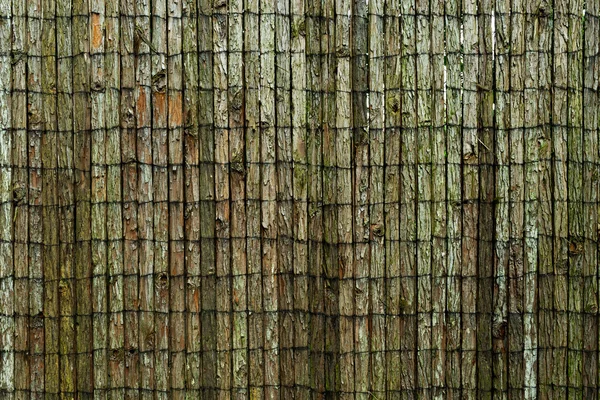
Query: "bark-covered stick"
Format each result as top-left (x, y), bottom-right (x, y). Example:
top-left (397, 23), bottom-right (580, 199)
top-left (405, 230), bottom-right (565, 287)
top-left (383, 0), bottom-right (401, 393)
top-left (582, 0), bottom-right (600, 396)
top-left (275, 0), bottom-right (294, 395)
top-left (135, 0), bottom-right (155, 396)
top-left (198, 0), bottom-right (216, 395)
top-left (416, 0), bottom-right (433, 394)
top-left (305, 0), bottom-right (325, 393)
top-left (213, 0), bottom-right (232, 397)
top-left (552, 0), bottom-right (569, 396)
top-left (151, 0), bottom-right (170, 395)
top-left (445, 0), bottom-right (463, 393)
top-left (537, 0), bottom-right (554, 396)
top-left (567, 0), bottom-right (584, 396)
top-left (27, 0), bottom-right (45, 395)
top-left (167, 0), bottom-right (186, 396)
top-left (244, 0), bottom-right (263, 395)
top-left (291, 0), bottom-right (308, 395)
top-left (523, 0), bottom-right (540, 396)
top-left (0, 0), bottom-right (13, 396)
top-left (105, 0), bottom-right (124, 395)
top-left (335, 0), bottom-right (353, 397)
top-left (430, 0), bottom-right (447, 397)
top-left (228, 0), bottom-right (247, 396)
top-left (368, 0), bottom-right (386, 396)
top-left (182, 0), bottom-right (201, 395)
top-left (90, 0), bottom-right (108, 396)
top-left (477, 0), bottom-right (495, 396)
top-left (400, 0), bottom-right (418, 392)
top-left (351, 0), bottom-right (369, 397)
top-left (10, 0), bottom-right (30, 396)
top-left (493, 0), bottom-right (511, 393)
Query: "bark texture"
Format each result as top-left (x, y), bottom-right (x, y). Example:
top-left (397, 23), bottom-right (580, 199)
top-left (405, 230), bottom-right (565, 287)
top-left (0, 0), bottom-right (598, 397)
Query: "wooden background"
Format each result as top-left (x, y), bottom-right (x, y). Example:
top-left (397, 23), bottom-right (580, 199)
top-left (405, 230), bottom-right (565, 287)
top-left (0, 0), bottom-right (599, 397)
